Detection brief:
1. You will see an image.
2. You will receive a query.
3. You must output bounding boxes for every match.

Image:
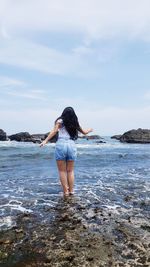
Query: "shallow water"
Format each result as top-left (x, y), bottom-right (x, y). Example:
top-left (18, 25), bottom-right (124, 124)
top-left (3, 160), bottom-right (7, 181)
top-left (0, 137), bottom-right (150, 229)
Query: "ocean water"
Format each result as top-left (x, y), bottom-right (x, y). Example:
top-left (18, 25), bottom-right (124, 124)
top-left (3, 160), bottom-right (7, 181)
top-left (0, 137), bottom-right (150, 229)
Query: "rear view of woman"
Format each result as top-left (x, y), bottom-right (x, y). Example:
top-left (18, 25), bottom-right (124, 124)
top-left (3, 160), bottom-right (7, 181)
top-left (40, 107), bottom-right (93, 196)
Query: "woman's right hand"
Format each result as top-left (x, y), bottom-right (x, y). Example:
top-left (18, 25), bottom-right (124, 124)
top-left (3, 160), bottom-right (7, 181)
top-left (39, 140), bottom-right (47, 147)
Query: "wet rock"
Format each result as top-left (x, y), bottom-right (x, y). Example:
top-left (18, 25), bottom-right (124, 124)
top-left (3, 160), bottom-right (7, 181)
top-left (96, 140), bottom-right (106, 144)
top-left (140, 225), bottom-right (150, 232)
top-left (140, 200), bottom-right (146, 206)
top-left (128, 217), bottom-right (131, 223)
top-left (31, 133), bottom-right (45, 143)
top-left (111, 134), bottom-right (122, 140)
top-left (0, 251), bottom-right (8, 260)
top-left (120, 128), bottom-right (150, 143)
top-left (0, 198), bottom-right (149, 267)
top-left (45, 132), bottom-right (58, 143)
top-left (9, 132), bottom-right (33, 142)
top-left (124, 195), bottom-right (132, 202)
top-left (8, 131), bottom-right (57, 143)
top-left (79, 134), bottom-right (102, 140)
top-left (7, 131), bottom-right (102, 143)
top-left (0, 129), bottom-right (7, 141)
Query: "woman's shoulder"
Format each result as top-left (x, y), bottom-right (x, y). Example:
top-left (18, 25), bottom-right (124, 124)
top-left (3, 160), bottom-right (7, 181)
top-left (56, 118), bottom-right (63, 124)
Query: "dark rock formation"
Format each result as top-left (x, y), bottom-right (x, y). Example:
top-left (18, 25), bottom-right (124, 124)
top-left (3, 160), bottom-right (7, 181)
top-left (79, 135), bottom-right (101, 140)
top-left (8, 132), bottom-right (33, 142)
top-left (31, 134), bottom-right (46, 144)
top-left (44, 132), bottom-right (58, 143)
top-left (8, 132), bottom-right (56, 143)
top-left (96, 140), bottom-right (106, 144)
top-left (0, 197), bottom-right (149, 266)
top-left (7, 132), bottom-right (101, 143)
top-left (0, 129), bottom-right (7, 141)
top-left (120, 128), bottom-right (150, 143)
top-left (111, 135), bottom-right (122, 140)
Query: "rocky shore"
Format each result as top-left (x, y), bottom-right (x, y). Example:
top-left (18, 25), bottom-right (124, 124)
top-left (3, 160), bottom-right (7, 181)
top-left (0, 196), bottom-right (150, 267)
top-left (0, 129), bottom-right (102, 143)
top-left (1, 128), bottom-right (150, 144)
top-left (111, 128), bottom-right (150, 144)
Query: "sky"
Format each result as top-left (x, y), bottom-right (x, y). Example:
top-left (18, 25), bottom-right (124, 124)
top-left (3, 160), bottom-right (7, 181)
top-left (0, 0), bottom-right (150, 135)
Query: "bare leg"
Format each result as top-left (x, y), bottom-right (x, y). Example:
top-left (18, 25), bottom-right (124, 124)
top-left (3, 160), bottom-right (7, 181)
top-left (66, 161), bottom-right (74, 194)
top-left (56, 160), bottom-right (69, 195)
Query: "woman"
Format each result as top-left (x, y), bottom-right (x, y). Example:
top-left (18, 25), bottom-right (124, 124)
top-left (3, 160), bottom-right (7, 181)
top-left (40, 107), bottom-right (93, 196)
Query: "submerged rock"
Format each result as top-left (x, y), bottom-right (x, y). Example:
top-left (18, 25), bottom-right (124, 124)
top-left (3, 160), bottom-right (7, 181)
top-left (96, 140), bottom-right (106, 144)
top-left (120, 128), bottom-right (150, 143)
top-left (0, 129), bottom-right (7, 141)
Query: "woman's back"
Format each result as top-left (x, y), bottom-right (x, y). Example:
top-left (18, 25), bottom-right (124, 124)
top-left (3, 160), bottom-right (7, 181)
top-left (57, 119), bottom-right (70, 140)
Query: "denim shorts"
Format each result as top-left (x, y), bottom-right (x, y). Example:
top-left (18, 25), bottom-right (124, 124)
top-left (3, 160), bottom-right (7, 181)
top-left (55, 139), bottom-right (77, 161)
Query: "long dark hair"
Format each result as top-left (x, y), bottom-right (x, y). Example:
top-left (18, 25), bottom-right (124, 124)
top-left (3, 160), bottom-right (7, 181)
top-left (55, 107), bottom-right (81, 140)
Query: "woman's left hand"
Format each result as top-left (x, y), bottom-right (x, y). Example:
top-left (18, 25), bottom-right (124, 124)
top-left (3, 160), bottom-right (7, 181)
top-left (88, 128), bottom-right (93, 133)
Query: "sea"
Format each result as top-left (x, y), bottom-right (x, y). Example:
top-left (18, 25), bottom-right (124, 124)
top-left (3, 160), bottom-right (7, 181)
top-left (0, 137), bottom-right (150, 230)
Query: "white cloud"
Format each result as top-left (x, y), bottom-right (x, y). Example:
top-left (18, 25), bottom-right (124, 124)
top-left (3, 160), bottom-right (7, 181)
top-left (1, 26), bottom-right (10, 39)
top-left (0, 76), bottom-right (25, 88)
top-left (144, 91), bottom-right (150, 100)
top-left (0, 38), bottom-right (99, 77)
top-left (1, 0), bottom-right (150, 41)
top-left (73, 46), bottom-right (93, 56)
top-left (0, 75), bottom-right (48, 101)
top-left (0, 1), bottom-right (149, 76)
top-left (6, 90), bottom-right (47, 101)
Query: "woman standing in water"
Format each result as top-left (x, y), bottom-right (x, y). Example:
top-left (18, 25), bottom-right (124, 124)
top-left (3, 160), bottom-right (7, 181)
top-left (40, 107), bottom-right (93, 196)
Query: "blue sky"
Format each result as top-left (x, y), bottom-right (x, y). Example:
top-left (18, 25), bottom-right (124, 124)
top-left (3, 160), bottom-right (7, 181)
top-left (0, 0), bottom-right (150, 135)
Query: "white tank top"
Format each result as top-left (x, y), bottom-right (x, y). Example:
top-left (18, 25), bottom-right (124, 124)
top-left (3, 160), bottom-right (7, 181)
top-left (57, 119), bottom-right (70, 139)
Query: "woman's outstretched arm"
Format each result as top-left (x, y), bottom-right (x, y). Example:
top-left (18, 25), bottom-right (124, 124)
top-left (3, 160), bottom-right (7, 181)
top-left (78, 127), bottom-right (93, 135)
top-left (40, 122), bottom-right (60, 147)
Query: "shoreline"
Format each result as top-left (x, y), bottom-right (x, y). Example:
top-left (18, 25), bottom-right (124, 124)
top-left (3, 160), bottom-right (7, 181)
top-left (0, 195), bottom-right (149, 267)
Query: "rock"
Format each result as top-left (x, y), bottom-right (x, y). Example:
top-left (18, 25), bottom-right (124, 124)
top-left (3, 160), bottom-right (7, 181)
top-left (31, 134), bottom-right (45, 143)
top-left (8, 132), bottom-right (47, 143)
top-left (96, 140), bottom-right (106, 144)
top-left (120, 128), bottom-right (150, 143)
top-left (7, 131), bottom-right (101, 143)
top-left (8, 132), bottom-right (33, 142)
top-left (79, 135), bottom-right (102, 140)
top-left (44, 132), bottom-right (58, 143)
top-left (124, 195), bottom-right (132, 202)
top-left (111, 135), bottom-right (122, 140)
top-left (0, 129), bottom-right (7, 141)
top-left (140, 225), bottom-right (150, 232)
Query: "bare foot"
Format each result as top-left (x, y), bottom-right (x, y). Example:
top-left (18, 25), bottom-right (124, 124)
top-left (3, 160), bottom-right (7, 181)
top-left (64, 191), bottom-right (69, 197)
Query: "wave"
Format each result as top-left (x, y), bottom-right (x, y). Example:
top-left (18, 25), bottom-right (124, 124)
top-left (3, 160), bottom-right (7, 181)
top-left (0, 216), bottom-right (15, 230)
top-left (1, 140), bottom-right (150, 151)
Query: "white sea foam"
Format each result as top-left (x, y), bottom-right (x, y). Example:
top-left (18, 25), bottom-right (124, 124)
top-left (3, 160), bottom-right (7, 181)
top-left (0, 202), bottom-right (33, 213)
top-left (0, 140), bottom-right (133, 149)
top-left (102, 204), bottom-right (121, 214)
top-left (1, 194), bottom-right (9, 198)
top-left (0, 216), bottom-right (15, 229)
top-left (85, 190), bottom-right (102, 201)
top-left (11, 205), bottom-right (33, 213)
